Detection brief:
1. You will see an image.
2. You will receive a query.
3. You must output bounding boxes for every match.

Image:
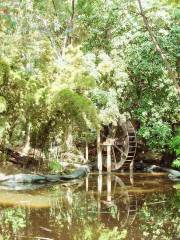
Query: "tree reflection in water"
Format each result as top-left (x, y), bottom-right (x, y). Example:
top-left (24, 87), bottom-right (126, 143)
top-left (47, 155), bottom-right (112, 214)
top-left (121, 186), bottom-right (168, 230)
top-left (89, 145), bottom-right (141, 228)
top-left (0, 174), bottom-right (178, 240)
top-left (0, 207), bottom-right (26, 240)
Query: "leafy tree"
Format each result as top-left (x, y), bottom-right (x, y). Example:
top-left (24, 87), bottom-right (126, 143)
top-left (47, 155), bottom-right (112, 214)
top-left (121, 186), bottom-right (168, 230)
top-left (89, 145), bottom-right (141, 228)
top-left (0, 0), bottom-right (179, 161)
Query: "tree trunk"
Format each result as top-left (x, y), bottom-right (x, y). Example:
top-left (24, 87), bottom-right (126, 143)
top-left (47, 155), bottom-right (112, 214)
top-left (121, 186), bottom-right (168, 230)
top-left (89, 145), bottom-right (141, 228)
top-left (61, 0), bottom-right (75, 56)
top-left (69, 0), bottom-right (75, 45)
top-left (22, 121), bottom-right (31, 156)
top-left (64, 125), bottom-right (73, 152)
top-left (85, 141), bottom-right (89, 162)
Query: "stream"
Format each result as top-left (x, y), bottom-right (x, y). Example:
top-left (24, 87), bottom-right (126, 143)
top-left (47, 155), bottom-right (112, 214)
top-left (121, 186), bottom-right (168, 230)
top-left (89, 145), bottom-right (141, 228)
top-left (0, 173), bottom-right (179, 240)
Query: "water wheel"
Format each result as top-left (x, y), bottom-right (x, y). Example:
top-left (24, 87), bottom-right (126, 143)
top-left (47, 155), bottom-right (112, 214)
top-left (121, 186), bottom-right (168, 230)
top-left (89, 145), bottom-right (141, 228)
top-left (92, 175), bottom-right (138, 227)
top-left (113, 176), bottom-right (138, 226)
top-left (101, 120), bottom-right (137, 170)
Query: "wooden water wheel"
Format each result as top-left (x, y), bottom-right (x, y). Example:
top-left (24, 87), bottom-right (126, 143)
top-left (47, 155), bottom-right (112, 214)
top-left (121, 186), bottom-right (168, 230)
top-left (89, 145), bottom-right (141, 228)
top-left (113, 176), bottom-right (138, 226)
top-left (89, 175), bottom-right (138, 227)
top-left (101, 120), bottom-right (137, 170)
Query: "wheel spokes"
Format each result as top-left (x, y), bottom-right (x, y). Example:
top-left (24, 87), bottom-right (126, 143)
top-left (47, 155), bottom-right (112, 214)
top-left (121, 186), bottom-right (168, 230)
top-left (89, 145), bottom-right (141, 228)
top-left (113, 144), bottom-right (126, 156)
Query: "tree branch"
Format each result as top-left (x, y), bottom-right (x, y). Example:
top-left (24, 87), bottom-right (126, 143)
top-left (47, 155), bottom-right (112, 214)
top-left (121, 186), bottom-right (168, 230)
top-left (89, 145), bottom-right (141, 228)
top-left (62, 0), bottom-right (75, 56)
top-left (52, 0), bottom-right (58, 17)
top-left (137, 0), bottom-right (180, 95)
top-left (69, 0), bottom-right (75, 44)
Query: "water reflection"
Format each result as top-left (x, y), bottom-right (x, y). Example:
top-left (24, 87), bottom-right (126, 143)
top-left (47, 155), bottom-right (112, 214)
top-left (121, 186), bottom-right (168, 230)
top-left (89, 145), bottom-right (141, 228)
top-left (107, 174), bottom-right (111, 202)
top-left (90, 174), bottom-right (138, 227)
top-left (0, 173), bottom-right (178, 240)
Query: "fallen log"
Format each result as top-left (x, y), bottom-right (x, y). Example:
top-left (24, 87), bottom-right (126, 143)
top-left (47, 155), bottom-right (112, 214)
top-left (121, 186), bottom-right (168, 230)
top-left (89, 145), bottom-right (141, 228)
top-left (0, 146), bottom-right (42, 167)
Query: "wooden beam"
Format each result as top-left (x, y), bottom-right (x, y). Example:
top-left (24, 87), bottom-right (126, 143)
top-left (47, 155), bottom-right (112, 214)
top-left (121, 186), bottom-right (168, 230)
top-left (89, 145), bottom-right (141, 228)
top-left (107, 145), bottom-right (111, 173)
top-left (97, 131), bottom-right (102, 172)
top-left (130, 160), bottom-right (134, 185)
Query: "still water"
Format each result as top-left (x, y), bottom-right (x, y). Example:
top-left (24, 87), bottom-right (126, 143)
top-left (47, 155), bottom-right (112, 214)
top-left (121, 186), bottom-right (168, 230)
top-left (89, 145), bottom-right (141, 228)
top-left (0, 173), bottom-right (179, 240)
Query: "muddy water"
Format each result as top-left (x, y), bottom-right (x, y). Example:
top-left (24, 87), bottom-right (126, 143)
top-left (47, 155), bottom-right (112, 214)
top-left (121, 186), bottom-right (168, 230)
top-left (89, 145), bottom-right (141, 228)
top-left (0, 173), bottom-right (179, 240)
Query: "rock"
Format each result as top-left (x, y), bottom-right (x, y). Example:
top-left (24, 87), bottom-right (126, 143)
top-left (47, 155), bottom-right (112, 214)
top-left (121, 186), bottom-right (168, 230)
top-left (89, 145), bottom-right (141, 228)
top-left (0, 166), bottom-right (90, 185)
top-left (147, 165), bottom-right (180, 181)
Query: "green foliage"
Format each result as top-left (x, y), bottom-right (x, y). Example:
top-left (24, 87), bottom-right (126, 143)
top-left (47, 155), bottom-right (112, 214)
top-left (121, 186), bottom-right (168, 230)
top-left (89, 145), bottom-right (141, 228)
top-left (172, 157), bottom-right (180, 168)
top-left (0, 117), bottom-right (8, 139)
top-left (48, 160), bottom-right (63, 173)
top-left (54, 89), bottom-right (99, 131)
top-left (0, 97), bottom-right (7, 113)
top-left (170, 131), bottom-right (180, 156)
top-left (98, 227), bottom-right (127, 240)
top-left (0, 58), bottom-right (9, 85)
top-left (138, 120), bottom-right (172, 151)
top-left (90, 88), bottom-right (121, 125)
top-left (0, 0), bottom-right (179, 157)
top-left (73, 226), bottom-right (127, 240)
top-left (170, 128), bottom-right (180, 168)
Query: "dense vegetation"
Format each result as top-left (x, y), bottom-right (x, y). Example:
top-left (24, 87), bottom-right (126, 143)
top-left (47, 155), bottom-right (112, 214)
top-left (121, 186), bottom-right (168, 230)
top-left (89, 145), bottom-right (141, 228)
top-left (0, 0), bottom-right (179, 167)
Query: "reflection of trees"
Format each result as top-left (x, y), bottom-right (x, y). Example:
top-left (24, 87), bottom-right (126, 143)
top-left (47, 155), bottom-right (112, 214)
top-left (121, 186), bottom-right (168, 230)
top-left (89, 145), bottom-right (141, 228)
top-left (0, 176), bottom-right (178, 240)
top-left (0, 207), bottom-right (26, 240)
top-left (49, 174), bottom-right (136, 239)
top-left (139, 192), bottom-right (180, 240)
top-left (0, 176), bottom-right (137, 240)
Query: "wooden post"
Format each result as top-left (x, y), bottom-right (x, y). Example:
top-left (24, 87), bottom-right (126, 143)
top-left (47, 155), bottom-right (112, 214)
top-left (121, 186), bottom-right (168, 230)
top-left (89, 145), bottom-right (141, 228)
top-left (85, 142), bottom-right (89, 162)
top-left (107, 174), bottom-right (111, 202)
top-left (66, 188), bottom-right (73, 224)
top-left (86, 177), bottom-right (89, 192)
top-left (97, 130), bottom-right (102, 172)
top-left (107, 145), bottom-right (111, 173)
top-left (97, 174), bottom-right (102, 219)
top-left (98, 174), bottom-right (102, 194)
